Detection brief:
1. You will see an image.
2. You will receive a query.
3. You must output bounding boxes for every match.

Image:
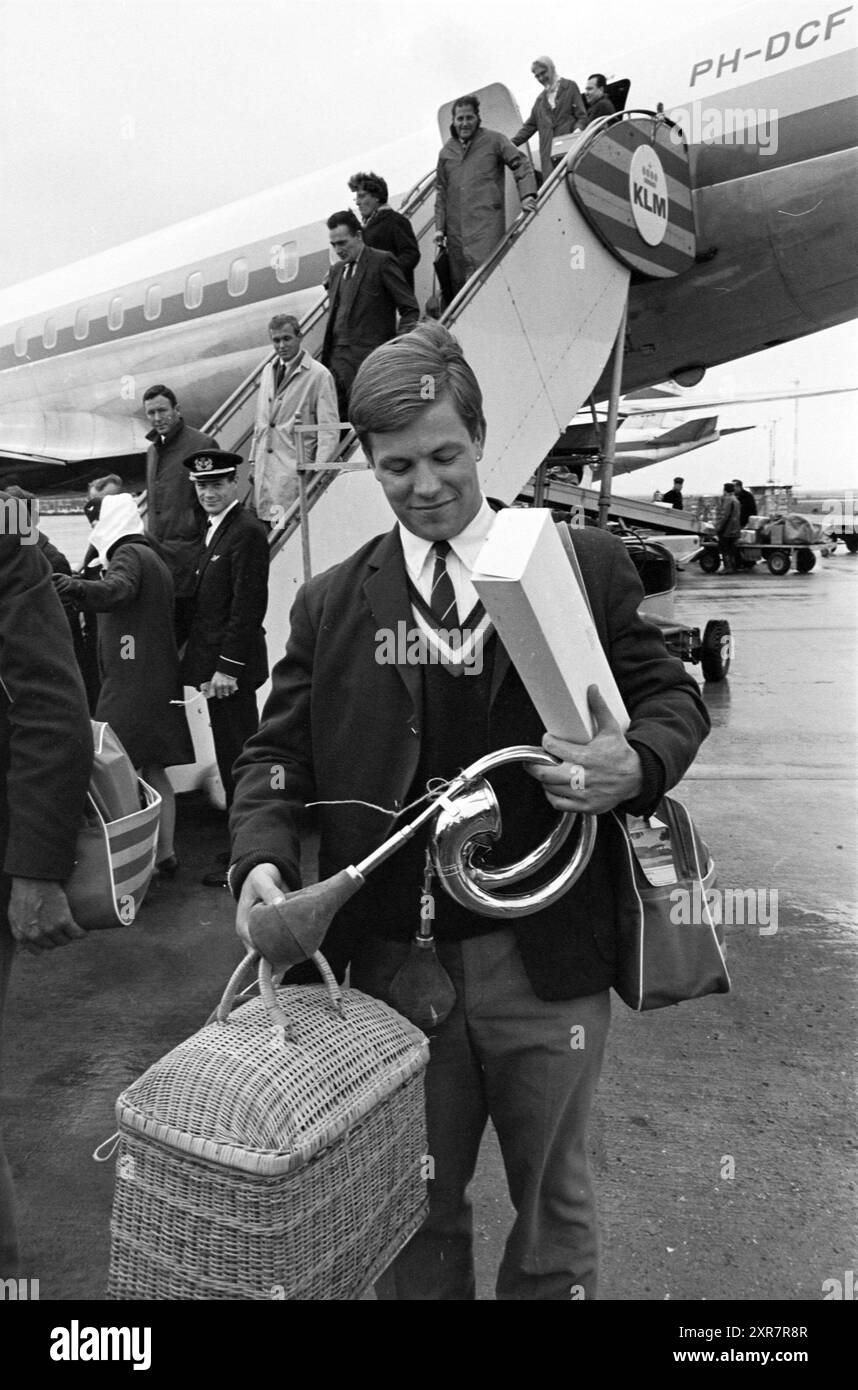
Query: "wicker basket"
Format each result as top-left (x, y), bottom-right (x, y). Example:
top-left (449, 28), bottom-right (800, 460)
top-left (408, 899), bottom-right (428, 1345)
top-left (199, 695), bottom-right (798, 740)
top-left (108, 962), bottom-right (429, 1300)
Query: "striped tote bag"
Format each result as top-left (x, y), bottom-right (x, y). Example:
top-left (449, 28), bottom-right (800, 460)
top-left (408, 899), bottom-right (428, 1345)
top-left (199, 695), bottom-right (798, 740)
top-left (65, 721), bottom-right (161, 929)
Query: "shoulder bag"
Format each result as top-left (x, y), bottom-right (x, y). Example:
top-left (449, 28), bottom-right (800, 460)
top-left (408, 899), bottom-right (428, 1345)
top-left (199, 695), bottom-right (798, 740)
top-left (64, 721), bottom-right (161, 929)
top-left (612, 795), bottom-right (730, 1010)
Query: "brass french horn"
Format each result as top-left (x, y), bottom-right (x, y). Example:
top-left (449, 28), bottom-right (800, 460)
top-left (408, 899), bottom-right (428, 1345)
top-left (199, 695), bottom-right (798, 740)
top-left (426, 746), bottom-right (596, 916)
top-left (216, 745), bottom-right (596, 1026)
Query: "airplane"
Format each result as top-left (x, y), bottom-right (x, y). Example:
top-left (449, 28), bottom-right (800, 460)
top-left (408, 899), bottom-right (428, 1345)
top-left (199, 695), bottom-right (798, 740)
top-left (543, 415), bottom-right (756, 485)
top-left (544, 379), bottom-right (857, 484)
top-left (0, 0), bottom-right (855, 490)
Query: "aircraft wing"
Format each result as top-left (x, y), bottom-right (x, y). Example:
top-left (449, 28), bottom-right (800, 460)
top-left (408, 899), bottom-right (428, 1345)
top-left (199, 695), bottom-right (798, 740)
top-left (616, 384), bottom-right (858, 415)
top-left (0, 447), bottom-right (67, 471)
top-left (0, 411), bottom-right (149, 491)
top-left (0, 449), bottom-right (67, 490)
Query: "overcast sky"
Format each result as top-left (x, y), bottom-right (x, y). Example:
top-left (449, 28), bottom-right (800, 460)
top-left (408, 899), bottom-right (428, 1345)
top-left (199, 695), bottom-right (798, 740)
top-left (1, 0), bottom-right (855, 491)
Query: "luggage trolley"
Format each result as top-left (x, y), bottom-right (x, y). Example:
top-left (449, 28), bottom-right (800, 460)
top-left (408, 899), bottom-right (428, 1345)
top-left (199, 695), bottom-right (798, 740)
top-left (698, 533), bottom-right (827, 576)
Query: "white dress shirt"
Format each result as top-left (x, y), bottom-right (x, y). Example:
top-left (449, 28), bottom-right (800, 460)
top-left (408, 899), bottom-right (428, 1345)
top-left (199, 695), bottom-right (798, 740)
top-left (203, 499), bottom-right (240, 545)
top-left (398, 497), bottom-right (496, 619)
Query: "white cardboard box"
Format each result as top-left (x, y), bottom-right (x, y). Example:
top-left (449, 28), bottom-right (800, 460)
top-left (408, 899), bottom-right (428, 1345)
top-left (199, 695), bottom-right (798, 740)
top-left (473, 509), bottom-right (629, 743)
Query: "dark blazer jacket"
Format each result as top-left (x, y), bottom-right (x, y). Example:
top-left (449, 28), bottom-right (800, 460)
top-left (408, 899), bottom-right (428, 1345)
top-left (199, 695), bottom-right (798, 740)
top-left (229, 523), bottom-right (710, 1000)
top-left (321, 246), bottom-right (419, 367)
top-left (0, 529), bottom-right (92, 884)
top-left (584, 94), bottom-right (617, 127)
top-left (180, 504), bottom-right (270, 692)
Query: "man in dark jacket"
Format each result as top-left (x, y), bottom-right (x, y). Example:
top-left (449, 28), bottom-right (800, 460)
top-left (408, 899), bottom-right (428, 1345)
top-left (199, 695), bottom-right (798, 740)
top-left (322, 211), bottom-right (420, 419)
top-left (348, 172), bottom-right (420, 288)
top-left (661, 476), bottom-right (685, 509)
top-left (180, 452), bottom-right (269, 882)
top-left (733, 479), bottom-right (758, 527)
top-left (512, 57), bottom-right (587, 180)
top-left (0, 519), bottom-right (93, 1276)
top-left (143, 384), bottom-right (217, 614)
top-left (583, 73), bottom-right (617, 127)
top-left (226, 325), bottom-right (710, 1300)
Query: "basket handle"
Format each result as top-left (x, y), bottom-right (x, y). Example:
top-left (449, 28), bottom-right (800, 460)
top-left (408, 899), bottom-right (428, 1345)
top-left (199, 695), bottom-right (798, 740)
top-left (212, 948), bottom-right (344, 1026)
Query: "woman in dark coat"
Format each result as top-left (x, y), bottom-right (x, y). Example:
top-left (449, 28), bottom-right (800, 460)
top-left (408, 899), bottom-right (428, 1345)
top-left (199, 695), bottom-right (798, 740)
top-left (53, 493), bottom-right (194, 873)
top-left (348, 171), bottom-right (420, 288)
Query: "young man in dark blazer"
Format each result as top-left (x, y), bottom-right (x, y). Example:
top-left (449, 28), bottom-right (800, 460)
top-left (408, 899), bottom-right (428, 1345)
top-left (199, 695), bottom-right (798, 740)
top-left (179, 452), bottom-right (269, 882)
top-left (227, 326), bottom-right (710, 1299)
top-left (321, 209), bottom-right (420, 420)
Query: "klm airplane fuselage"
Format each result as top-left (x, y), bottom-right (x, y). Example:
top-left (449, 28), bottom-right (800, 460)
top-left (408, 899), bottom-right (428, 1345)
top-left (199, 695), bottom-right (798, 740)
top-left (615, 6), bottom-right (857, 395)
top-left (0, 0), bottom-right (855, 469)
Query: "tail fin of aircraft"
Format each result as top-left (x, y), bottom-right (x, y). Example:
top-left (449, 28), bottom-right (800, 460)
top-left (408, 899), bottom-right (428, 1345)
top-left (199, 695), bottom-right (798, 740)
top-left (643, 416), bottom-right (721, 444)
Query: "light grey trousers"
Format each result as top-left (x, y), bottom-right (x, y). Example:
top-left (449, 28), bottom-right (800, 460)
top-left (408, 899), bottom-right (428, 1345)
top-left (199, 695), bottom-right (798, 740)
top-left (351, 927), bottom-right (611, 1301)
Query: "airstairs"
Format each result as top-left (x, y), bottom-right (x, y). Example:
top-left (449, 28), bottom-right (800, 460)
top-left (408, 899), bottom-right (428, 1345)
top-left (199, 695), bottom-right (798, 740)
top-left (202, 92), bottom-right (697, 693)
top-left (203, 147), bottom-right (637, 675)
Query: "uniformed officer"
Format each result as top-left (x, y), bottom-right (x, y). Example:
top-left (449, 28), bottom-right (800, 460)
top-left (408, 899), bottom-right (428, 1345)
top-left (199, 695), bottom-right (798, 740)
top-left (180, 451), bottom-right (270, 883)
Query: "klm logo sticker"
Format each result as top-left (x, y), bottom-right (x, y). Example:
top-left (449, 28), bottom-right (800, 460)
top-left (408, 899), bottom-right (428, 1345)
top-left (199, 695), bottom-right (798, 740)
top-left (629, 145), bottom-right (668, 247)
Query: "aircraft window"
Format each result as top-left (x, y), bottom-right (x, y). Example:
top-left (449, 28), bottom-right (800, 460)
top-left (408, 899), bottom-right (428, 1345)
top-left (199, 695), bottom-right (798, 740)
top-left (74, 306), bottom-right (89, 341)
top-left (184, 271), bottom-right (204, 309)
top-left (108, 296), bottom-right (124, 331)
top-left (272, 241), bottom-right (299, 284)
top-left (228, 257), bottom-right (249, 296)
top-left (43, 317), bottom-right (57, 349)
top-left (144, 284), bottom-right (162, 321)
top-left (14, 326), bottom-right (28, 357)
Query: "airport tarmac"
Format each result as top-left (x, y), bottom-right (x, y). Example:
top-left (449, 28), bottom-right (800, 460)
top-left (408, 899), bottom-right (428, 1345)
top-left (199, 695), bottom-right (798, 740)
top-left (3, 547), bottom-right (856, 1302)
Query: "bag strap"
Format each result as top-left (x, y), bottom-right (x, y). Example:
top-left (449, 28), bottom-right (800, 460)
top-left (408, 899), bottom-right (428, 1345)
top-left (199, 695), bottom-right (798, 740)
top-left (656, 796), bottom-right (711, 880)
top-left (614, 795), bottom-right (714, 888)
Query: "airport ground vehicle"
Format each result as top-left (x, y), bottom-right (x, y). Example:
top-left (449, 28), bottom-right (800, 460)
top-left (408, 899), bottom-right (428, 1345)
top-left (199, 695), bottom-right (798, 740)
top-left (697, 535), bottom-right (825, 575)
top-left (620, 531), bottom-right (731, 682)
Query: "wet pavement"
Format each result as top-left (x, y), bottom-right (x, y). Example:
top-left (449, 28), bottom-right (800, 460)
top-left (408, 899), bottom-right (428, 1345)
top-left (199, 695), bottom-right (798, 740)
top-left (4, 547), bottom-right (856, 1301)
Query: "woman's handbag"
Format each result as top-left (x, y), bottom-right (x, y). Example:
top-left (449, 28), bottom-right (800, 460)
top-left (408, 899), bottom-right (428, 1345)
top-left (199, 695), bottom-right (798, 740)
top-left (613, 795), bottom-right (730, 1011)
top-left (64, 721), bottom-right (161, 929)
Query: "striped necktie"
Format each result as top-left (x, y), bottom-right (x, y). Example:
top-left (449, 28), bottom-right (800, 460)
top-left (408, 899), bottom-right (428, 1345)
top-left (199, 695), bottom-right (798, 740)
top-left (429, 540), bottom-right (459, 629)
